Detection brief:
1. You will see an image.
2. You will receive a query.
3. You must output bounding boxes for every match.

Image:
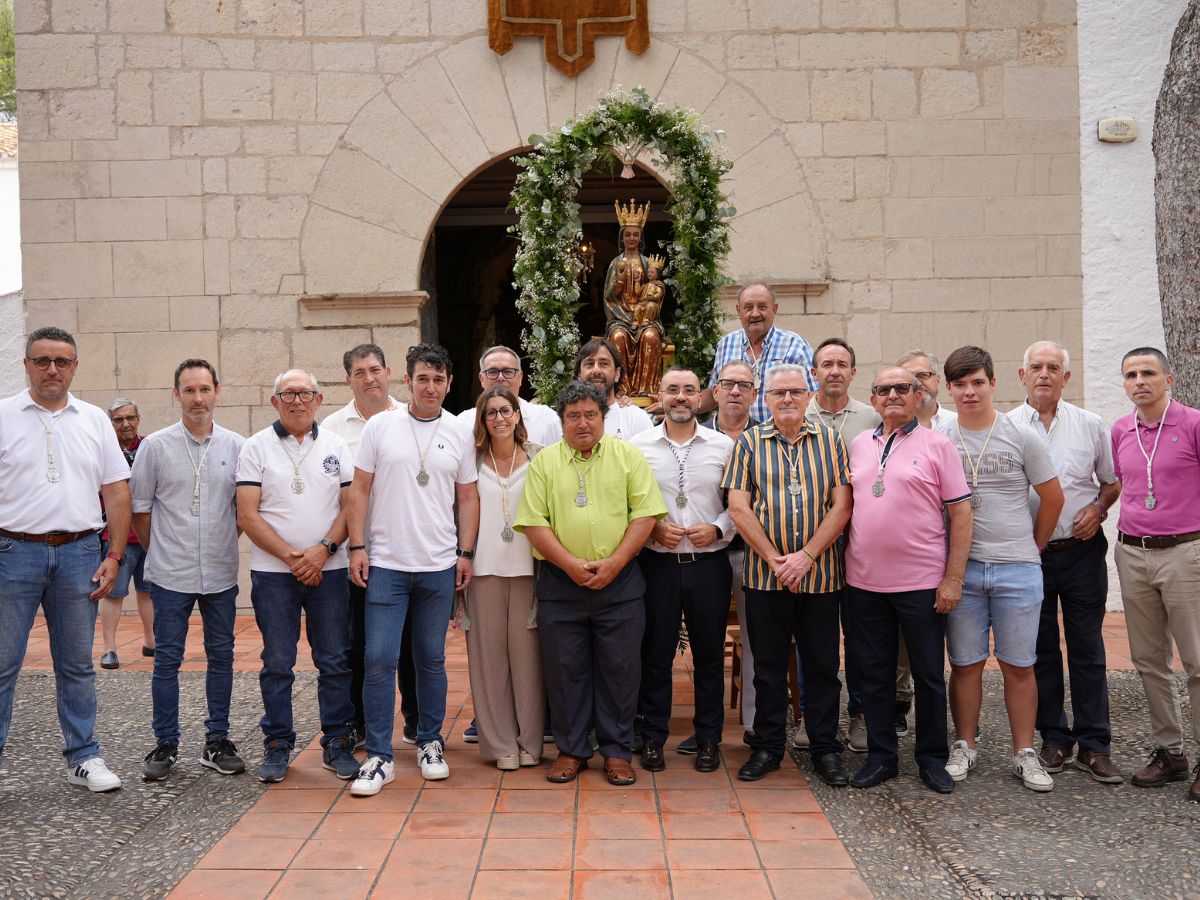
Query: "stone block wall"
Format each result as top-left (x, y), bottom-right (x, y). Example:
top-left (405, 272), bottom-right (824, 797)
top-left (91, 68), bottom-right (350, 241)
top-left (15, 0), bottom-right (1082, 427)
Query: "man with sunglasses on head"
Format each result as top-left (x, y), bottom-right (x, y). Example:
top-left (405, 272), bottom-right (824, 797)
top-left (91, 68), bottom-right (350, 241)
top-left (0, 326), bottom-right (130, 792)
top-left (457, 345), bottom-right (562, 447)
top-left (845, 368), bottom-right (972, 794)
top-left (237, 369), bottom-right (358, 785)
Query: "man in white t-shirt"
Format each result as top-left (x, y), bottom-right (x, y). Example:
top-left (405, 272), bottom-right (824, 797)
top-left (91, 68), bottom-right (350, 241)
top-left (321, 342), bottom-right (415, 747)
top-left (0, 326), bottom-right (130, 793)
top-left (573, 338), bottom-right (654, 440)
top-left (236, 368), bottom-right (358, 786)
top-left (347, 344), bottom-right (480, 795)
top-left (455, 344), bottom-right (562, 448)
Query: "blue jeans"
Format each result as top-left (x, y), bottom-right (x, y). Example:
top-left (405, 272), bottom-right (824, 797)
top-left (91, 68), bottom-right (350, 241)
top-left (0, 533), bottom-right (104, 766)
top-left (250, 570), bottom-right (354, 749)
top-left (363, 565), bottom-right (456, 761)
top-left (947, 560), bottom-right (1044, 667)
top-left (150, 583), bottom-right (238, 745)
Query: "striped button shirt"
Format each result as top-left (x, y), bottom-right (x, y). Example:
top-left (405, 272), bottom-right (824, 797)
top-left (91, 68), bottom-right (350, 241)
top-left (707, 326), bottom-right (818, 422)
top-left (721, 420), bottom-right (850, 593)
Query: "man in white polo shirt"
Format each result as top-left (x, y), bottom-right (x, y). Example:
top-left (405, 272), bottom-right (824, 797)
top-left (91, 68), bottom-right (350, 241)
top-left (347, 344), bottom-right (480, 795)
top-left (456, 345), bottom-right (562, 447)
top-left (321, 342), bottom-right (415, 747)
top-left (236, 368), bottom-right (358, 785)
top-left (573, 338), bottom-right (653, 439)
top-left (0, 326), bottom-right (130, 792)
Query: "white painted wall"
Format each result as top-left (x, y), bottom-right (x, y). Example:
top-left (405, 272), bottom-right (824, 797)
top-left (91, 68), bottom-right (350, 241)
top-left (0, 159), bottom-right (24, 398)
top-left (1078, 0), bottom-right (1183, 423)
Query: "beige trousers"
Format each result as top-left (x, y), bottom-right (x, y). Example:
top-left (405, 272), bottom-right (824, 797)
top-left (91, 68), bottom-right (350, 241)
top-left (1115, 541), bottom-right (1200, 750)
top-left (465, 575), bottom-right (545, 762)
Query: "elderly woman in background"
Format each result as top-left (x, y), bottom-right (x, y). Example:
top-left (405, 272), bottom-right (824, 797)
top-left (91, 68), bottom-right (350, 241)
top-left (465, 384), bottom-right (545, 769)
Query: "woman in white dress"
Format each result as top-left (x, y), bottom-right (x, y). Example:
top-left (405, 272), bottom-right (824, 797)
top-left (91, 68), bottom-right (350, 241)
top-left (465, 384), bottom-right (545, 769)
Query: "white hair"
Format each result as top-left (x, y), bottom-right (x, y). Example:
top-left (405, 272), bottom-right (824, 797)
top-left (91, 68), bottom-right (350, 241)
top-left (273, 369), bottom-right (320, 394)
top-left (1022, 341), bottom-right (1070, 372)
top-left (763, 363), bottom-right (810, 391)
top-left (478, 345), bottom-right (522, 372)
top-left (107, 397), bottom-right (138, 416)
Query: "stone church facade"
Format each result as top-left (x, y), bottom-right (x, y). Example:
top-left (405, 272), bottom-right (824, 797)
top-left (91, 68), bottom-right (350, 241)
top-left (14, 0), bottom-right (1083, 432)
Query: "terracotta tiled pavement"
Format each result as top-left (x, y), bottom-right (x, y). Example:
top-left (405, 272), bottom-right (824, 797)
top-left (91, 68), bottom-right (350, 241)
top-left (21, 613), bottom-right (1158, 899)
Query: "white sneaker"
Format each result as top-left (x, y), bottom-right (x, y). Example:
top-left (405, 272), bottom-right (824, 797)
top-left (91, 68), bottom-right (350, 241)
top-left (418, 740), bottom-right (450, 781)
top-left (350, 755), bottom-right (394, 797)
top-left (945, 740), bottom-right (977, 782)
top-left (1013, 747), bottom-right (1054, 792)
top-left (67, 757), bottom-right (122, 793)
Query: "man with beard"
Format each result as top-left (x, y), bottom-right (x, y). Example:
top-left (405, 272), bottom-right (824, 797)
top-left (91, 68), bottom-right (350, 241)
top-left (899, 350), bottom-right (957, 430)
top-left (133, 359), bottom-right (246, 780)
top-left (516, 380), bottom-right (666, 785)
top-left (632, 367), bottom-right (735, 773)
top-left (573, 338), bottom-right (653, 439)
top-left (701, 282), bottom-right (816, 422)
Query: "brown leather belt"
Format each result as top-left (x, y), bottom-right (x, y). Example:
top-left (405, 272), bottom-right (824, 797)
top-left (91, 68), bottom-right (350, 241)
top-left (1043, 537), bottom-right (1084, 553)
top-left (1117, 530), bottom-right (1200, 550)
top-left (0, 528), bottom-right (97, 546)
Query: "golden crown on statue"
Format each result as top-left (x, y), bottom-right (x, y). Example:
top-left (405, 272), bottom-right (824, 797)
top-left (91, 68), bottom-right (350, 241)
top-left (614, 198), bottom-right (651, 228)
top-left (647, 254), bottom-right (666, 270)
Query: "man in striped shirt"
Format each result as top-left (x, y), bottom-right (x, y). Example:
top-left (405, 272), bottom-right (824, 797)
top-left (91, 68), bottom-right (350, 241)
top-left (723, 363), bottom-right (853, 785)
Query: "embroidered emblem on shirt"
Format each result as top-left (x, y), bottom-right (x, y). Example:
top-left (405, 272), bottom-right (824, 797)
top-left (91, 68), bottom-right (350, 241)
top-left (322, 455), bottom-right (341, 476)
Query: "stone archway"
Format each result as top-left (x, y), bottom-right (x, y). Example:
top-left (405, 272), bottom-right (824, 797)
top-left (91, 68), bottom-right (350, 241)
top-left (299, 35), bottom-right (827, 297)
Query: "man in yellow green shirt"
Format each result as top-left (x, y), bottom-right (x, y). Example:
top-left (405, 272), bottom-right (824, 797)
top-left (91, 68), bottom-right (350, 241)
top-left (516, 380), bottom-right (667, 786)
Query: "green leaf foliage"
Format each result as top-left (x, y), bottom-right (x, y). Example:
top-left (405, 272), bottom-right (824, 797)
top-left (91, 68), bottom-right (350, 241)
top-left (509, 87), bottom-right (733, 402)
top-left (0, 0), bottom-right (15, 120)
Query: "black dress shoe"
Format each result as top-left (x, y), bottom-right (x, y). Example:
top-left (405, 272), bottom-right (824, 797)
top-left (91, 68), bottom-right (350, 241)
top-left (850, 758), bottom-right (898, 789)
top-left (919, 765), bottom-right (955, 794)
top-left (738, 750), bottom-right (781, 781)
top-left (695, 740), bottom-right (720, 773)
top-left (640, 740), bottom-right (666, 772)
top-left (812, 752), bottom-right (849, 787)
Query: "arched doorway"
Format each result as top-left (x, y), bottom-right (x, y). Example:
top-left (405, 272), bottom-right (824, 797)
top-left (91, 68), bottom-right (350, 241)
top-left (423, 157), bottom-right (671, 413)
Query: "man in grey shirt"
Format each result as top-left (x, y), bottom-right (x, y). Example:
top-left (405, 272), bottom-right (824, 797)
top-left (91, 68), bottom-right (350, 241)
top-left (130, 359), bottom-right (246, 781)
top-left (937, 345), bottom-right (1064, 793)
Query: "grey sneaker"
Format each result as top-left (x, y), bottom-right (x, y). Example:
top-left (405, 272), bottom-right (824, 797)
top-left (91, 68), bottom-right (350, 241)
top-left (143, 742), bottom-right (178, 781)
top-left (945, 739), bottom-right (977, 782)
top-left (322, 736), bottom-right (361, 780)
top-left (848, 714), bottom-right (868, 753)
top-left (258, 740), bottom-right (291, 783)
top-left (201, 737), bottom-right (246, 775)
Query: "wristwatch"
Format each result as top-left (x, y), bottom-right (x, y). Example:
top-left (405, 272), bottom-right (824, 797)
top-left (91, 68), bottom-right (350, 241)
top-left (456, 548), bottom-right (475, 560)
top-left (105, 551), bottom-right (126, 565)
top-left (319, 539), bottom-right (338, 556)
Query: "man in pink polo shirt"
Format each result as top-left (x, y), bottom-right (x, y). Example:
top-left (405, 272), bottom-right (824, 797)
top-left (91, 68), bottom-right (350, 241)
top-left (1111, 346), bottom-right (1200, 802)
top-left (844, 366), bottom-right (973, 794)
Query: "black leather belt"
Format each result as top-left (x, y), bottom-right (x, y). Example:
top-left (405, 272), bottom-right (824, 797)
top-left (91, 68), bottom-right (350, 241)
top-left (0, 528), bottom-right (97, 546)
top-left (1043, 537), bottom-right (1084, 553)
top-left (1117, 530), bottom-right (1200, 550)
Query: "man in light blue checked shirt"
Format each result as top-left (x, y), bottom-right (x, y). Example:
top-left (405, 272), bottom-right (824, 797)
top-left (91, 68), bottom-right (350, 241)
top-left (702, 282), bottom-right (817, 423)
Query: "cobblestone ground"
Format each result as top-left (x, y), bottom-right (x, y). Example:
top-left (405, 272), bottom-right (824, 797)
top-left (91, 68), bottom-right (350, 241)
top-left (0, 670), bottom-right (319, 899)
top-left (797, 671), bottom-right (1200, 900)
top-left (2, 669), bottom-right (1197, 898)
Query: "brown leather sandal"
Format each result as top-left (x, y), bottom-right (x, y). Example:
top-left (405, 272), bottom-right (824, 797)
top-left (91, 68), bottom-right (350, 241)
top-left (603, 756), bottom-right (637, 786)
top-left (546, 753), bottom-right (588, 783)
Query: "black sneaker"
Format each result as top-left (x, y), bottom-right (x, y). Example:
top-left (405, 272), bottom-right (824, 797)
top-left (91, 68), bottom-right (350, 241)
top-left (323, 736), bottom-right (361, 780)
top-left (676, 734), bottom-right (699, 755)
top-left (201, 737), bottom-right (246, 776)
top-left (259, 740), bottom-right (291, 783)
top-left (143, 741), bottom-right (178, 781)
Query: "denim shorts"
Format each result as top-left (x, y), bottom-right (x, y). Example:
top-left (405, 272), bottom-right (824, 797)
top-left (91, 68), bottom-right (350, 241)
top-left (946, 560), bottom-right (1043, 667)
top-left (103, 541), bottom-right (146, 599)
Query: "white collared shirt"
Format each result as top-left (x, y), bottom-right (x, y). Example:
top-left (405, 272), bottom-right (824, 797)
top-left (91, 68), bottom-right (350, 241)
top-left (605, 402), bottom-right (654, 440)
top-left (0, 390), bottom-right (129, 532)
top-left (631, 423), bottom-right (735, 554)
top-left (456, 397), bottom-right (562, 449)
top-left (929, 404), bottom-right (958, 430)
top-left (1007, 399), bottom-right (1117, 541)
top-left (805, 395), bottom-right (881, 447)
top-left (322, 395), bottom-right (403, 454)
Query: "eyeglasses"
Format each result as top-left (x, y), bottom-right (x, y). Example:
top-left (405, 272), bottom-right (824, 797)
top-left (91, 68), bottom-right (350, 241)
top-left (872, 383), bottom-right (916, 397)
top-left (716, 379), bottom-right (754, 393)
top-left (765, 388), bottom-right (807, 400)
top-left (911, 371), bottom-right (935, 381)
top-left (485, 406), bottom-right (516, 420)
top-left (26, 356), bottom-right (77, 370)
top-left (661, 386), bottom-right (699, 397)
top-left (111, 415), bottom-right (139, 424)
top-left (276, 390), bottom-right (318, 403)
top-left (482, 367), bottom-right (520, 381)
